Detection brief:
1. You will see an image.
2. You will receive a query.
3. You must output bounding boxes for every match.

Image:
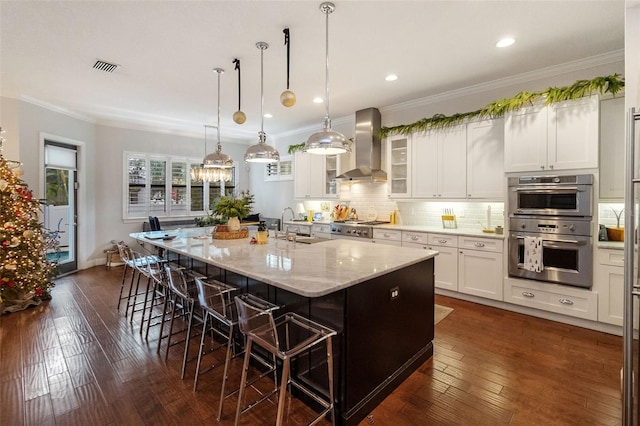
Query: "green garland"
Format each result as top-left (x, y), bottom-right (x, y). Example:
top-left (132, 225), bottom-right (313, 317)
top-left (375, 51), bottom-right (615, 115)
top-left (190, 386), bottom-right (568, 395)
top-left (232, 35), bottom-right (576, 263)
top-left (379, 74), bottom-right (624, 137)
top-left (288, 74), bottom-right (624, 153)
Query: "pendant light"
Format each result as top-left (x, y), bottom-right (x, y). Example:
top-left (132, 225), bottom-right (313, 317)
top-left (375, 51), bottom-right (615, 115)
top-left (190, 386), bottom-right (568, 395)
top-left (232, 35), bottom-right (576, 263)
top-left (190, 125), bottom-right (232, 182)
top-left (303, 2), bottom-right (350, 155)
top-left (232, 59), bottom-right (246, 125)
top-left (244, 42), bottom-right (280, 163)
top-left (203, 68), bottom-right (234, 170)
top-left (280, 28), bottom-right (296, 107)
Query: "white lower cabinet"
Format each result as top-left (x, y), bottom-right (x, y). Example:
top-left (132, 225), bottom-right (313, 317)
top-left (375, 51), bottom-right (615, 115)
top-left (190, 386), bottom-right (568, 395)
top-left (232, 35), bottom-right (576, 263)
top-left (504, 278), bottom-right (598, 321)
top-left (402, 232), bottom-right (458, 291)
top-left (372, 229), bottom-right (402, 246)
top-left (595, 248), bottom-right (633, 327)
top-left (458, 236), bottom-right (503, 301)
top-left (311, 223), bottom-right (332, 239)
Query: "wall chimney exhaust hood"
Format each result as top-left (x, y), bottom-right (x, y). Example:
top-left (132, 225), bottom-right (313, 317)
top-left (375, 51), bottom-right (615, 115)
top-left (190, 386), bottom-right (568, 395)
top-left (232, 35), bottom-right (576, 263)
top-left (336, 107), bottom-right (387, 182)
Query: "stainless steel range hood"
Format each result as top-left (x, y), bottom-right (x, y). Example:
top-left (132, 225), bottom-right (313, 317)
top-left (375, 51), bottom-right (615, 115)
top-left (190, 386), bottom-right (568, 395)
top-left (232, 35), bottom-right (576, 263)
top-left (336, 107), bottom-right (387, 182)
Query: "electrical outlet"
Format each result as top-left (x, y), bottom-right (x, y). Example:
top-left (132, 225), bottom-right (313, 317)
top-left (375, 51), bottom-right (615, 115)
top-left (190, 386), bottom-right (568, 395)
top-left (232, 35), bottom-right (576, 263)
top-left (390, 286), bottom-right (400, 301)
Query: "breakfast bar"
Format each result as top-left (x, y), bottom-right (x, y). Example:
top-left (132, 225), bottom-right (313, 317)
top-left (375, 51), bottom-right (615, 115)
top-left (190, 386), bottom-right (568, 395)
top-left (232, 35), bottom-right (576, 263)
top-left (132, 229), bottom-right (437, 425)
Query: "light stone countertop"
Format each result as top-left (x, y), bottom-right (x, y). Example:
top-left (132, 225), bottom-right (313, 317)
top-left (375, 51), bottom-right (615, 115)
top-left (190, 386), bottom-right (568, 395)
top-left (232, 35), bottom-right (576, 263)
top-left (598, 241), bottom-right (624, 250)
top-left (284, 221), bottom-right (505, 239)
top-left (131, 228), bottom-right (437, 298)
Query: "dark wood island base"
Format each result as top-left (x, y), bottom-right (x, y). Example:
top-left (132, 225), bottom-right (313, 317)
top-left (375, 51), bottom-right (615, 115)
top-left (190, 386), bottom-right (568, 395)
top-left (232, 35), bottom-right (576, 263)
top-left (189, 256), bottom-right (435, 425)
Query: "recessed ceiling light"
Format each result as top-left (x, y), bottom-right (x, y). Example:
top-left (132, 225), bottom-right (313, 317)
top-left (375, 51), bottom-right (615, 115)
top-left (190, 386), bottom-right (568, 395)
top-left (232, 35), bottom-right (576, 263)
top-left (385, 74), bottom-right (398, 81)
top-left (264, 113), bottom-right (273, 118)
top-left (496, 37), bottom-right (515, 48)
top-left (313, 97), bottom-right (324, 104)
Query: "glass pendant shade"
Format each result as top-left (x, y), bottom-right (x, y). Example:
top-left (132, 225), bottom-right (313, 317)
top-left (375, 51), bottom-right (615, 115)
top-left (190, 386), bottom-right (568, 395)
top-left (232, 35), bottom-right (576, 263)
top-left (303, 2), bottom-right (350, 155)
top-left (245, 42), bottom-right (280, 164)
top-left (190, 165), bottom-right (232, 182)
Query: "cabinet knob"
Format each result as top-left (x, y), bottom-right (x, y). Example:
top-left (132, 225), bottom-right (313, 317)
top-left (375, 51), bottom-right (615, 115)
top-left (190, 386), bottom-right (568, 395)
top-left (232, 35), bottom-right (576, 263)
top-left (558, 298), bottom-right (573, 305)
top-left (540, 165), bottom-right (545, 170)
top-left (438, 239), bottom-right (447, 244)
top-left (468, 194), bottom-right (471, 197)
top-left (549, 165), bottom-right (554, 170)
top-left (522, 291), bottom-right (535, 298)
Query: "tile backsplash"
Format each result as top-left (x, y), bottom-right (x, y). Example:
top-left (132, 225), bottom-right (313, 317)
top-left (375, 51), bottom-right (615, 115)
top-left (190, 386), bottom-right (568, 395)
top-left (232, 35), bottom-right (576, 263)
top-left (598, 202), bottom-right (625, 228)
top-left (297, 181), bottom-right (504, 231)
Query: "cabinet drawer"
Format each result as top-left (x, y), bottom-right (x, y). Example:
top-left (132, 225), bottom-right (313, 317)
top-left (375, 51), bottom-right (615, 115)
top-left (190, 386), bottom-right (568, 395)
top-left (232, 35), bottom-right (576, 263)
top-left (598, 249), bottom-right (625, 267)
top-left (458, 236), bottom-right (502, 253)
top-left (428, 234), bottom-right (458, 247)
top-left (402, 231), bottom-right (429, 245)
top-left (373, 229), bottom-right (402, 241)
top-left (505, 280), bottom-right (597, 321)
top-left (312, 224), bottom-right (331, 234)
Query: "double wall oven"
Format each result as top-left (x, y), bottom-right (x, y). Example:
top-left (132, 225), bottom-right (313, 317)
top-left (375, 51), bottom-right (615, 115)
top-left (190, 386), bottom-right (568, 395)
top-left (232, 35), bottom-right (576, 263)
top-left (508, 174), bottom-right (593, 288)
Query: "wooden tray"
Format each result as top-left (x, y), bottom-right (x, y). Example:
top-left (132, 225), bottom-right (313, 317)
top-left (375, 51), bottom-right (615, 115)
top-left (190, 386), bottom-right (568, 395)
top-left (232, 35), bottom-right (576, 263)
top-left (212, 226), bottom-right (249, 240)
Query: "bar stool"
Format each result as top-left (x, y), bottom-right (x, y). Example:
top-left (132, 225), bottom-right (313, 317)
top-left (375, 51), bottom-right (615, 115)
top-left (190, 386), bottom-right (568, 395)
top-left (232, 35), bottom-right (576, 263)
top-left (139, 255), bottom-right (169, 336)
top-left (161, 264), bottom-right (202, 379)
top-left (115, 242), bottom-right (160, 317)
top-left (193, 282), bottom-right (279, 421)
top-left (234, 294), bottom-right (337, 426)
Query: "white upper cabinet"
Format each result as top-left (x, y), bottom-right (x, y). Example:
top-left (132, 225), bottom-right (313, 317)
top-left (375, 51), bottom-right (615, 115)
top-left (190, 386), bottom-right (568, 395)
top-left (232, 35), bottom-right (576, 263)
top-left (386, 135), bottom-right (412, 198)
top-left (412, 125), bottom-right (467, 198)
top-left (599, 96), bottom-right (625, 199)
top-left (466, 119), bottom-right (504, 198)
top-left (547, 96), bottom-right (599, 170)
top-left (504, 96), bottom-right (599, 173)
top-left (294, 152), bottom-right (340, 199)
top-left (504, 104), bottom-right (548, 172)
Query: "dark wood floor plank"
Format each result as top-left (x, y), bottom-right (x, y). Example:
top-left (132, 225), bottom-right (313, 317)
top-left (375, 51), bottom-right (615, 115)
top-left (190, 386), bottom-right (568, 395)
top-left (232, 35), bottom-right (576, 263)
top-left (0, 378), bottom-right (25, 425)
top-left (0, 266), bottom-right (624, 425)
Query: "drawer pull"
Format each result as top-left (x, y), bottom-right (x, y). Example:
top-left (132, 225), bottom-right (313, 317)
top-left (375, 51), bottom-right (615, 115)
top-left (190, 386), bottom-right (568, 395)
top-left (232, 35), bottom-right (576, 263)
top-left (474, 242), bottom-right (485, 248)
top-left (411, 235), bottom-right (419, 241)
top-left (383, 233), bottom-right (391, 238)
top-left (522, 291), bottom-right (535, 298)
top-left (558, 298), bottom-right (574, 306)
top-left (438, 239), bottom-right (447, 244)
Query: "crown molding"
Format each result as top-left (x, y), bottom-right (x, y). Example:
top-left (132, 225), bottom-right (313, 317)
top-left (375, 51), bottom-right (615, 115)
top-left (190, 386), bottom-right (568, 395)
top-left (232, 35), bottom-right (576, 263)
top-left (380, 50), bottom-right (624, 114)
top-left (17, 95), bottom-right (96, 123)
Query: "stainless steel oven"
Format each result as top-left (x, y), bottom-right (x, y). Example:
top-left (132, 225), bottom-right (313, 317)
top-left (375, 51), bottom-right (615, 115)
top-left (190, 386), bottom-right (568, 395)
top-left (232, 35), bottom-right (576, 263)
top-left (508, 216), bottom-right (592, 288)
top-left (508, 174), bottom-right (593, 217)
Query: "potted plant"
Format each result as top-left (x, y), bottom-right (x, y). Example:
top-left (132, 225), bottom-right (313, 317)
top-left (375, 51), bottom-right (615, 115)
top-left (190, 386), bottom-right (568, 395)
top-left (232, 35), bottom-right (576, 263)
top-left (211, 194), bottom-right (251, 231)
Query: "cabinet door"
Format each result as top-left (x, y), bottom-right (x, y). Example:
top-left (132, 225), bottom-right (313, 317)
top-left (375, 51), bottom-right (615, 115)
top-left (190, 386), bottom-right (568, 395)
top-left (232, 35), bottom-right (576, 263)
top-left (438, 125), bottom-right (467, 198)
top-left (458, 249), bottom-right (503, 301)
top-left (597, 264), bottom-right (624, 326)
top-left (429, 244), bottom-right (458, 291)
top-left (504, 105), bottom-right (547, 172)
top-left (324, 155), bottom-right (339, 198)
top-left (411, 131), bottom-right (438, 198)
top-left (294, 152), bottom-right (324, 199)
top-left (548, 95), bottom-right (599, 170)
top-left (386, 136), bottom-right (412, 197)
top-left (294, 152), bottom-right (311, 198)
top-left (467, 119), bottom-right (504, 199)
top-left (599, 97), bottom-right (625, 199)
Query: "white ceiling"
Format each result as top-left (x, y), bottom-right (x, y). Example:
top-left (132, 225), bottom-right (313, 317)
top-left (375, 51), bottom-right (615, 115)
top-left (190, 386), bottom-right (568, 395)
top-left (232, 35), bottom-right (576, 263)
top-left (0, 1), bottom-right (625, 144)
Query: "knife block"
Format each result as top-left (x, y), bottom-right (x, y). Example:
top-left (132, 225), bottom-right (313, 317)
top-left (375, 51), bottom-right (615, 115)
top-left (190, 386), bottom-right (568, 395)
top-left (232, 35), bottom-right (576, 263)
top-left (441, 214), bottom-right (457, 229)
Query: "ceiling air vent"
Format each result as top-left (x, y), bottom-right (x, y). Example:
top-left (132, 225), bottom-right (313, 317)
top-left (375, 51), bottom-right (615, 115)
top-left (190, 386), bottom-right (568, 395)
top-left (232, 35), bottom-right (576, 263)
top-left (93, 59), bottom-right (119, 73)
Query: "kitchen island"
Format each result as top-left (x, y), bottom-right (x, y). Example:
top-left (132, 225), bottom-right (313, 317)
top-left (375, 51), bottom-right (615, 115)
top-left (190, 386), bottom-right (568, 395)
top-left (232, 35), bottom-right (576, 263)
top-left (132, 228), bottom-right (437, 425)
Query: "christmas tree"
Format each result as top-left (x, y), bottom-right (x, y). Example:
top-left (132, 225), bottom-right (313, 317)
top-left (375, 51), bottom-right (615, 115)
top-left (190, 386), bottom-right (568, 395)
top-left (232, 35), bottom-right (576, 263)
top-left (0, 128), bottom-right (56, 312)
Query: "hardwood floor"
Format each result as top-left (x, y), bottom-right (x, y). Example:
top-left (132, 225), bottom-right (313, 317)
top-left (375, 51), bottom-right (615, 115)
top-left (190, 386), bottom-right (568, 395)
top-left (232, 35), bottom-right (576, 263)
top-left (0, 266), bottom-right (622, 425)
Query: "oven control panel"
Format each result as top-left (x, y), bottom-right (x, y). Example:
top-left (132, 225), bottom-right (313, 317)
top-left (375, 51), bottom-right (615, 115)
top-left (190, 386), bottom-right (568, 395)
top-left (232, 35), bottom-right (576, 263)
top-left (510, 217), bottom-right (591, 236)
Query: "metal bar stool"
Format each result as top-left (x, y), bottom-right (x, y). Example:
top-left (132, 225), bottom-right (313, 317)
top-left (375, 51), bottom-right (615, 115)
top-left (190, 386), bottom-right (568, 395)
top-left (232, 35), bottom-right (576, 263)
top-left (193, 281), bottom-right (279, 421)
top-left (139, 255), bottom-right (170, 336)
top-left (127, 250), bottom-right (163, 324)
top-left (162, 264), bottom-right (203, 379)
top-left (234, 294), bottom-right (337, 426)
top-left (115, 242), bottom-right (160, 318)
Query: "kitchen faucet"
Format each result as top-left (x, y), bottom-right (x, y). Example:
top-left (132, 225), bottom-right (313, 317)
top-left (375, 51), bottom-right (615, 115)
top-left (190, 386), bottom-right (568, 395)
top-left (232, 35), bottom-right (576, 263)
top-left (281, 207), bottom-right (295, 231)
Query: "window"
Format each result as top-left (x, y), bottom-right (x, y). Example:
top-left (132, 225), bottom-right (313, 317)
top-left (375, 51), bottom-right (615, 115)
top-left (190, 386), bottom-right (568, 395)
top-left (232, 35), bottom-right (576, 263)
top-left (124, 152), bottom-right (236, 220)
top-left (264, 155), bottom-right (294, 181)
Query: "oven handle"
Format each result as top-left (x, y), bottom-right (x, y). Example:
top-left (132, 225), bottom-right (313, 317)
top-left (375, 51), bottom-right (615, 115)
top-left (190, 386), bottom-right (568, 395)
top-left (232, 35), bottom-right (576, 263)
top-left (513, 187), bottom-right (582, 193)
top-left (515, 235), bottom-right (587, 246)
